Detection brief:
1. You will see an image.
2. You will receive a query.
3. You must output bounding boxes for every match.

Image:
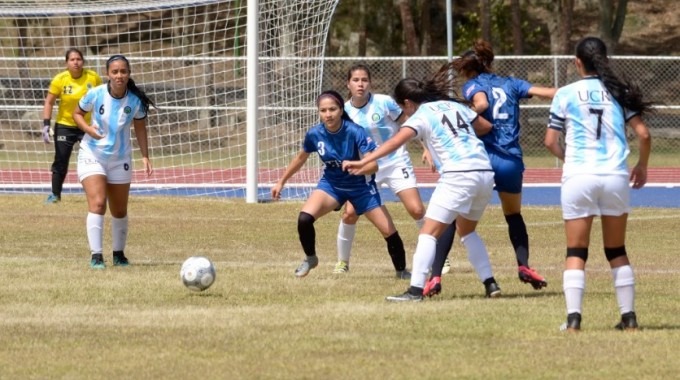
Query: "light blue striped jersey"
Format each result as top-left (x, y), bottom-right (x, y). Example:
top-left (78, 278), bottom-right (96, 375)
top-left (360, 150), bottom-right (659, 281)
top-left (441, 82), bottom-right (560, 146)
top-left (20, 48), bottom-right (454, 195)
top-left (303, 119), bottom-right (377, 190)
top-left (344, 93), bottom-right (412, 170)
top-left (463, 73), bottom-right (532, 158)
top-left (548, 77), bottom-right (638, 177)
top-left (78, 84), bottom-right (147, 162)
top-left (404, 100), bottom-right (491, 173)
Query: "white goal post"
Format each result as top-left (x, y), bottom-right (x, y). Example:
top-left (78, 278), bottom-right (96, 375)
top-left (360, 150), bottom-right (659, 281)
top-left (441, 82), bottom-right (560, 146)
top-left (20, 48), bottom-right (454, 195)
top-left (0, 0), bottom-right (339, 201)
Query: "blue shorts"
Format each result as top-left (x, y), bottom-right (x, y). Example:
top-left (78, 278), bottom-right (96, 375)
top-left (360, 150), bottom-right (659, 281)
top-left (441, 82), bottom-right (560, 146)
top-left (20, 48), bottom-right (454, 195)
top-left (317, 177), bottom-right (382, 215)
top-left (488, 150), bottom-right (524, 194)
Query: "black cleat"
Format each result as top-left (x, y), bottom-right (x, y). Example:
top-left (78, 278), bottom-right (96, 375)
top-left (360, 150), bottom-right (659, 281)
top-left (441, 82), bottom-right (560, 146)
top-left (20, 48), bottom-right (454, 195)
top-left (386, 288), bottom-right (424, 302)
top-left (484, 280), bottom-right (501, 298)
top-left (561, 312), bottom-right (582, 332)
top-left (113, 251), bottom-right (129, 266)
top-left (615, 311), bottom-right (639, 331)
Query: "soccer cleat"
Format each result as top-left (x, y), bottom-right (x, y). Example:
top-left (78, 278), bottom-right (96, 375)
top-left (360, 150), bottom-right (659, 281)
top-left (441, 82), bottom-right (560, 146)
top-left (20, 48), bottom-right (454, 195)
top-left (386, 289), bottom-right (424, 302)
top-left (484, 281), bottom-right (502, 298)
top-left (395, 269), bottom-right (411, 280)
top-left (90, 254), bottom-right (105, 270)
top-left (44, 194), bottom-right (60, 204)
top-left (332, 261), bottom-right (349, 274)
top-left (294, 255), bottom-right (318, 278)
top-left (423, 276), bottom-right (442, 297)
top-left (441, 259), bottom-right (451, 275)
top-left (560, 312), bottom-right (582, 332)
top-left (113, 251), bottom-right (129, 267)
top-left (518, 265), bottom-right (548, 290)
top-left (615, 311), bottom-right (639, 331)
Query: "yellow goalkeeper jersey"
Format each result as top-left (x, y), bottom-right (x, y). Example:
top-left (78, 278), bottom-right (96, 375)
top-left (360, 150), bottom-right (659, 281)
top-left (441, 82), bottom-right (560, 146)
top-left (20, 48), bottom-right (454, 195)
top-left (48, 69), bottom-right (103, 127)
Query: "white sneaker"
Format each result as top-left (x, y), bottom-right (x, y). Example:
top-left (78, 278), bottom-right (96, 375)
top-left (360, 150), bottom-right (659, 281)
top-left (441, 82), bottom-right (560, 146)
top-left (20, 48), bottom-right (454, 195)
top-left (332, 261), bottom-right (349, 274)
top-left (294, 255), bottom-right (318, 277)
top-left (441, 259), bottom-right (451, 275)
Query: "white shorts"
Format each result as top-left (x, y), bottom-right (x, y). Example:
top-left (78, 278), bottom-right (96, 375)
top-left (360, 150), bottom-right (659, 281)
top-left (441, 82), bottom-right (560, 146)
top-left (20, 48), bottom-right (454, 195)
top-left (425, 171), bottom-right (494, 224)
top-left (77, 149), bottom-right (133, 184)
top-left (376, 164), bottom-right (418, 195)
top-left (561, 174), bottom-right (630, 220)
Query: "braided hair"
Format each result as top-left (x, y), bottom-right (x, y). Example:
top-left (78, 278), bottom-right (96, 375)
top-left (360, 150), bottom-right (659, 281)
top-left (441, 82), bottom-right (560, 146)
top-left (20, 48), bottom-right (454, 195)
top-left (575, 37), bottom-right (653, 115)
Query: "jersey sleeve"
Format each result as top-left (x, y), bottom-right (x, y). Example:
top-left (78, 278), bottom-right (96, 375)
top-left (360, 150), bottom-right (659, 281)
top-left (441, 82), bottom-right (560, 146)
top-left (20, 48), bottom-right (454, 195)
top-left (355, 126), bottom-right (377, 155)
top-left (302, 128), bottom-right (317, 153)
top-left (512, 77), bottom-right (533, 99)
top-left (462, 80), bottom-right (483, 101)
top-left (547, 90), bottom-right (566, 132)
top-left (78, 88), bottom-right (96, 113)
top-left (48, 74), bottom-right (62, 96)
top-left (384, 96), bottom-right (403, 122)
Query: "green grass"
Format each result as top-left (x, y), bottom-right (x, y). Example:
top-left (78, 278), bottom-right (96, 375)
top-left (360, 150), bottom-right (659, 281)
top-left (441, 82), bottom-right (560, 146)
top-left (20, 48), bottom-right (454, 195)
top-left (1, 195), bottom-right (679, 379)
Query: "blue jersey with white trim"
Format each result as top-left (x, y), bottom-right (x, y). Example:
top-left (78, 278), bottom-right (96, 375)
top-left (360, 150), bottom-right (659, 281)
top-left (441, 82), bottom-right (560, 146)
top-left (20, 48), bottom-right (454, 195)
top-left (303, 119), bottom-right (377, 190)
top-left (404, 100), bottom-right (491, 173)
top-left (344, 93), bottom-right (411, 170)
top-left (548, 77), bottom-right (637, 177)
top-left (462, 73), bottom-right (532, 158)
top-left (78, 84), bottom-right (147, 161)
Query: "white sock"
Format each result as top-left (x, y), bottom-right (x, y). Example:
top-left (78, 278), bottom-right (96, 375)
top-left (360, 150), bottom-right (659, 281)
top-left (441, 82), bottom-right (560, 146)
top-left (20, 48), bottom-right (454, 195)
top-left (410, 234), bottom-right (437, 289)
top-left (461, 232), bottom-right (493, 281)
top-left (337, 221), bottom-right (356, 263)
top-left (415, 218), bottom-right (424, 230)
top-left (612, 265), bottom-right (635, 314)
top-left (112, 215), bottom-right (128, 252)
top-left (86, 212), bottom-right (104, 255)
top-left (563, 269), bottom-right (585, 315)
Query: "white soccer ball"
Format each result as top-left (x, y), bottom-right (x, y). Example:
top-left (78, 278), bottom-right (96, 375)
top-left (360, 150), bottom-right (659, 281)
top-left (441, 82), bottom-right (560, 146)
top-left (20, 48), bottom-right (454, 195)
top-left (180, 256), bottom-right (216, 292)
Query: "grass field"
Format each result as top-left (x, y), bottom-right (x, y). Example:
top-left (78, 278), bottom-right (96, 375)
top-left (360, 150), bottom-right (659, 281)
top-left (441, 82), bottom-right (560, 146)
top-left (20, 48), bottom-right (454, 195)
top-left (1, 195), bottom-right (679, 379)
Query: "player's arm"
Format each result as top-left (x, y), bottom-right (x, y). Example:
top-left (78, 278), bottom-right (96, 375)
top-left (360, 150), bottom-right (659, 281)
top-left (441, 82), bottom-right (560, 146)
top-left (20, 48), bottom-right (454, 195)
top-left (472, 115), bottom-right (492, 136)
top-left (528, 86), bottom-right (557, 99)
top-left (470, 92), bottom-right (489, 114)
top-left (133, 118), bottom-right (153, 177)
top-left (272, 150), bottom-right (310, 200)
top-left (73, 105), bottom-right (103, 140)
top-left (343, 127), bottom-right (415, 174)
top-left (544, 128), bottom-right (564, 161)
top-left (628, 115), bottom-right (651, 189)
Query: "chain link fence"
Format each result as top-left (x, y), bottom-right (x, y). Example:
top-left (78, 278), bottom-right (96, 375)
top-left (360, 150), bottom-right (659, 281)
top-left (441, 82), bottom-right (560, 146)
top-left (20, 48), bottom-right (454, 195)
top-left (321, 56), bottom-right (680, 168)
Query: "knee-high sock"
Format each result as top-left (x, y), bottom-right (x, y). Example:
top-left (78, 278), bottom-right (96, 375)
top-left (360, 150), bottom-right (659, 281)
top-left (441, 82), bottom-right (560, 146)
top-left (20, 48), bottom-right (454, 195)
top-left (563, 269), bottom-right (585, 315)
top-left (337, 221), bottom-right (356, 263)
top-left (385, 231), bottom-right (406, 271)
top-left (411, 234), bottom-right (437, 289)
top-left (461, 232), bottom-right (493, 282)
top-left (111, 215), bottom-right (128, 252)
top-left (505, 213), bottom-right (529, 267)
top-left (86, 212), bottom-right (104, 255)
top-left (415, 218), bottom-right (424, 230)
top-left (297, 212), bottom-right (316, 257)
top-left (432, 223), bottom-right (456, 277)
top-left (612, 265), bottom-right (635, 314)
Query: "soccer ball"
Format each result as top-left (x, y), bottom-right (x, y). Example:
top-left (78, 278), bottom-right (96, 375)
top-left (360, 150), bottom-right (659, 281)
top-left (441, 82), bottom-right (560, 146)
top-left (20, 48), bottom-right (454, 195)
top-left (180, 256), bottom-right (216, 292)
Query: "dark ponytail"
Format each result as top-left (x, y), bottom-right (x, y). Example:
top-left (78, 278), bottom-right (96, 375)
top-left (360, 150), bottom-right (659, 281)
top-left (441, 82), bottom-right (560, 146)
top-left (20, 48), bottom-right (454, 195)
top-left (575, 37), bottom-right (653, 115)
top-left (393, 63), bottom-right (469, 106)
top-left (106, 54), bottom-right (156, 113)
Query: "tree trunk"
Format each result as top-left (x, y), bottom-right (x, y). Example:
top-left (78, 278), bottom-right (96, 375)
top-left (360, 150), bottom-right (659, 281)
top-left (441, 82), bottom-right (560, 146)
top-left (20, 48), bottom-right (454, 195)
top-left (358, 0), bottom-right (367, 56)
top-left (396, 0), bottom-right (419, 56)
top-left (510, 0), bottom-right (523, 54)
top-left (420, 0), bottom-right (431, 55)
top-left (560, 0), bottom-right (574, 54)
top-left (480, 0), bottom-right (492, 42)
top-left (599, 0), bottom-right (629, 53)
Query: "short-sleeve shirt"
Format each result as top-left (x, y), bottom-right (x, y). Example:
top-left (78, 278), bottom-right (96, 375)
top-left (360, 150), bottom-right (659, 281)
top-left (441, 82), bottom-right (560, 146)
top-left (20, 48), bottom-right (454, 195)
top-left (303, 119), bottom-right (377, 190)
top-left (48, 69), bottom-right (103, 127)
top-left (344, 93), bottom-right (410, 170)
top-left (548, 76), bottom-right (637, 177)
top-left (403, 100), bottom-right (491, 173)
top-left (78, 84), bottom-right (147, 162)
top-left (462, 73), bottom-right (532, 158)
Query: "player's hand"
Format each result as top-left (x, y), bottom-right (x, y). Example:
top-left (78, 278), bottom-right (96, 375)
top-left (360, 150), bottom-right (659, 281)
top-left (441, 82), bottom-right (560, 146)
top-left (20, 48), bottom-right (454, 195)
top-left (271, 183), bottom-right (283, 200)
top-left (630, 164), bottom-right (647, 189)
top-left (421, 150), bottom-right (436, 173)
top-left (142, 157), bottom-right (153, 177)
top-left (342, 160), bottom-right (362, 175)
top-left (42, 125), bottom-right (51, 143)
top-left (87, 124), bottom-right (104, 140)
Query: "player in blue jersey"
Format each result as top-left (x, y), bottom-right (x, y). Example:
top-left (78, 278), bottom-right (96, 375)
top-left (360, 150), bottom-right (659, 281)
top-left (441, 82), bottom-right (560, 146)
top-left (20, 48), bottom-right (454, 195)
top-left (344, 64), bottom-right (501, 302)
top-left (271, 90), bottom-right (410, 279)
top-left (544, 37), bottom-right (652, 332)
top-left (334, 64), bottom-right (450, 276)
top-left (72, 54), bottom-right (155, 269)
top-left (423, 39), bottom-right (556, 297)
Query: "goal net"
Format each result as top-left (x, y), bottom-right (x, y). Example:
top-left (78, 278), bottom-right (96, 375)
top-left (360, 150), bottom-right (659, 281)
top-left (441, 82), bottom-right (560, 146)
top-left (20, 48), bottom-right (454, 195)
top-left (0, 0), bottom-right (338, 199)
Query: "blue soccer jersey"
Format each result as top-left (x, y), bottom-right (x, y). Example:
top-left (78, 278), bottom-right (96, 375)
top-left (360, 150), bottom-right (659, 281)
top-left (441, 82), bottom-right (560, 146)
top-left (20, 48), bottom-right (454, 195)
top-left (403, 100), bottom-right (491, 173)
top-left (344, 93), bottom-right (411, 170)
top-left (78, 84), bottom-right (147, 162)
top-left (303, 119), bottom-right (377, 190)
top-left (548, 76), bottom-right (637, 177)
top-left (462, 73), bottom-right (532, 158)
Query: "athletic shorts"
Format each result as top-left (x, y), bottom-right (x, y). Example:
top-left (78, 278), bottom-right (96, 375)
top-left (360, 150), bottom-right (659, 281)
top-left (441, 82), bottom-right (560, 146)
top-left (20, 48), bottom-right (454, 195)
top-left (376, 163), bottom-right (418, 195)
top-left (425, 171), bottom-right (494, 224)
top-left (488, 150), bottom-right (524, 194)
top-left (561, 173), bottom-right (630, 220)
top-left (316, 177), bottom-right (382, 216)
top-left (77, 149), bottom-right (133, 184)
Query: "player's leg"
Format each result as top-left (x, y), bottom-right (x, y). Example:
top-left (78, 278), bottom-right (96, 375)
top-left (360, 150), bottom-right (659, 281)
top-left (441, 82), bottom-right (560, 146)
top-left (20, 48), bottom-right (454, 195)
top-left (363, 205), bottom-right (409, 279)
top-left (457, 215), bottom-right (500, 298)
top-left (46, 125), bottom-right (71, 203)
top-left (106, 159), bottom-right (133, 266)
top-left (294, 188), bottom-right (340, 277)
top-left (336, 201), bottom-right (359, 273)
top-left (424, 222), bottom-right (455, 297)
top-left (81, 174), bottom-right (108, 269)
top-left (600, 175), bottom-right (637, 330)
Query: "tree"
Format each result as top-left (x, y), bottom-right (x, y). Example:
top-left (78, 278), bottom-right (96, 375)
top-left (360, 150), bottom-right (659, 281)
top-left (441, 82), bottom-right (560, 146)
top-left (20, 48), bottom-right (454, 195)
top-left (480, 0), bottom-right (492, 42)
top-left (396, 0), bottom-right (419, 55)
top-left (530, 0), bottom-right (573, 54)
top-left (599, 0), bottom-right (628, 53)
top-left (510, 0), bottom-right (523, 54)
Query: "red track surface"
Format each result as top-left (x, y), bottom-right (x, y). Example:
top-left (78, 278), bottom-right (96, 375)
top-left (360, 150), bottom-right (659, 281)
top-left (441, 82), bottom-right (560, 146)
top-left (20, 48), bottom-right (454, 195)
top-left (2, 168), bottom-right (680, 185)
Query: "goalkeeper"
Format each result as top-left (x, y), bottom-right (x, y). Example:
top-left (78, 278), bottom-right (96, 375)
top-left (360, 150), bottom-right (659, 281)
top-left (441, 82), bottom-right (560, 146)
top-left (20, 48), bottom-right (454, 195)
top-left (42, 48), bottom-right (102, 204)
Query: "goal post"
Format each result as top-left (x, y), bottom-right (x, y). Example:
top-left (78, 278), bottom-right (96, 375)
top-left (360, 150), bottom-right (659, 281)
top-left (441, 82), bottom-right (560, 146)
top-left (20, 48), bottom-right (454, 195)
top-left (0, 0), bottom-right (339, 201)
